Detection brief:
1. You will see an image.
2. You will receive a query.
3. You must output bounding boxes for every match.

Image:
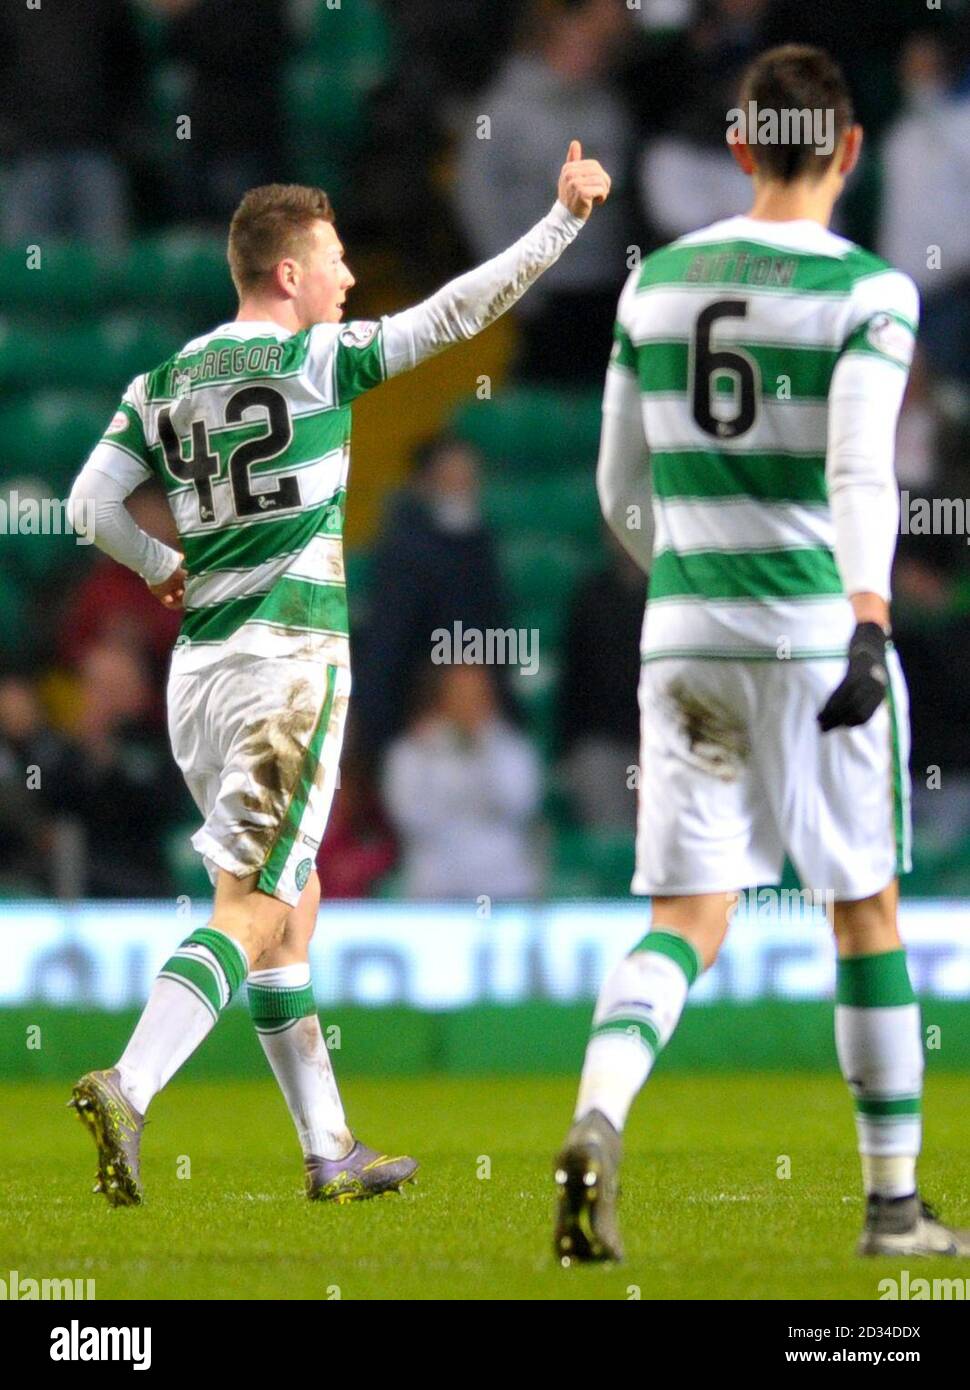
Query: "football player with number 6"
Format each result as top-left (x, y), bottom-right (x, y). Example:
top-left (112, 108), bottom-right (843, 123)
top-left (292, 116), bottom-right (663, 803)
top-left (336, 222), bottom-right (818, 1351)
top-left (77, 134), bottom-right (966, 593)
top-left (554, 46), bottom-right (970, 1264)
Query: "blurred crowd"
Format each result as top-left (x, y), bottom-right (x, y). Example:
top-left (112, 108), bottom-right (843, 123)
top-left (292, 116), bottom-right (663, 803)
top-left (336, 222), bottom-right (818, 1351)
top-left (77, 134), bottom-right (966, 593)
top-left (3, 0), bottom-right (970, 900)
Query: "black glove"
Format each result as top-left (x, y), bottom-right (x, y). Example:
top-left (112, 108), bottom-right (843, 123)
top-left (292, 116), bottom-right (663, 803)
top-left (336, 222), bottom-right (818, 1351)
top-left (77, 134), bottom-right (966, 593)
top-left (817, 621), bottom-right (890, 733)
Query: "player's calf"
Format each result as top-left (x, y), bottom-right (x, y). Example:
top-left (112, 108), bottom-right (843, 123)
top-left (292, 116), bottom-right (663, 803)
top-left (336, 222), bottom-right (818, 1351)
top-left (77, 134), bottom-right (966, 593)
top-left (210, 870), bottom-right (291, 968)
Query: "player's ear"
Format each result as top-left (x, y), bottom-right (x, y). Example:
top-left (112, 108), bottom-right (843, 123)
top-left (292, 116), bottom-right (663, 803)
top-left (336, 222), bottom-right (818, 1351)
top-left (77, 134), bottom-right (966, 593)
top-left (838, 124), bottom-right (863, 177)
top-left (275, 256), bottom-right (300, 300)
top-left (726, 131), bottom-right (756, 176)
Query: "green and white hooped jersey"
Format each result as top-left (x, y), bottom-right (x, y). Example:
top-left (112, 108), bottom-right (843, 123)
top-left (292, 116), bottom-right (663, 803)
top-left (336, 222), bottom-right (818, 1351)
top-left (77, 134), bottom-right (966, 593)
top-left (79, 203), bottom-right (586, 674)
top-left (613, 216), bottom-right (919, 660)
top-left (92, 317), bottom-right (391, 674)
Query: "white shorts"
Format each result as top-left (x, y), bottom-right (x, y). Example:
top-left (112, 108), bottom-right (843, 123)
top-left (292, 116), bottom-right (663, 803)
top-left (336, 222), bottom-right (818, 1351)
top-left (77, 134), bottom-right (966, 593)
top-left (168, 653), bottom-right (350, 906)
top-left (633, 652), bottom-right (911, 901)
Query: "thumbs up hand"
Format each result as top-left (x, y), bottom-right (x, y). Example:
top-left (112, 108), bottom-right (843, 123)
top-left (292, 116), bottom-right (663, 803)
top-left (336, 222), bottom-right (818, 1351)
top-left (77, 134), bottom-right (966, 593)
top-left (557, 139), bottom-right (611, 220)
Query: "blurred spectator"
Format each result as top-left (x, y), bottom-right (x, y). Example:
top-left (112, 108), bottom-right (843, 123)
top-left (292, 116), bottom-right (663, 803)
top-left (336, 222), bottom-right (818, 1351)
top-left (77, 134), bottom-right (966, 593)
top-left (635, 0), bottom-right (767, 241)
top-left (0, 672), bottom-right (70, 895)
top-left (355, 0), bottom-right (520, 275)
top-left (54, 642), bottom-right (187, 897)
top-left (759, 0), bottom-right (945, 141)
top-left (383, 664), bottom-right (543, 899)
top-left (879, 33), bottom-right (970, 384)
top-left (316, 729), bottom-right (397, 899)
top-left (894, 348), bottom-right (941, 491)
top-left (56, 485), bottom-right (181, 730)
top-left (155, 0), bottom-right (289, 226)
top-left (892, 540), bottom-right (970, 851)
top-left (353, 434), bottom-right (510, 758)
top-left (0, 0), bottom-right (145, 244)
top-left (383, 0), bottom-right (520, 106)
top-left (629, 0), bottom-right (694, 34)
top-left (557, 534), bottom-right (643, 829)
top-left (454, 0), bottom-right (635, 382)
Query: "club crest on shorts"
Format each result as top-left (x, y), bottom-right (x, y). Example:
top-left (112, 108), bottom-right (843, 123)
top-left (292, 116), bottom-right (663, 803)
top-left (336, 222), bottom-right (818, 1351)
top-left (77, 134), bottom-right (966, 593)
top-left (295, 858), bottom-right (313, 892)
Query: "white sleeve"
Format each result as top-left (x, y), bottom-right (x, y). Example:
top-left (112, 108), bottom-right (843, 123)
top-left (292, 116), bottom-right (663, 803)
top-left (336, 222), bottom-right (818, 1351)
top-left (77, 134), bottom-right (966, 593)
top-left (597, 367), bottom-right (653, 573)
top-left (68, 381), bottom-right (182, 586)
top-left (68, 459), bottom-right (182, 586)
top-left (826, 271), bottom-right (919, 601)
top-left (379, 200), bottom-right (586, 378)
top-left (596, 273), bottom-right (653, 572)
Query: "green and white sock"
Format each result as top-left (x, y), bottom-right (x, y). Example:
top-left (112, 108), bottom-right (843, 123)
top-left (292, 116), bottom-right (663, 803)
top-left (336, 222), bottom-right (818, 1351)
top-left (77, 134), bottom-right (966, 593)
top-left (116, 926), bottom-right (249, 1115)
top-left (835, 950), bottom-right (923, 1199)
top-left (248, 964), bottom-right (352, 1161)
top-left (575, 930), bottom-right (701, 1132)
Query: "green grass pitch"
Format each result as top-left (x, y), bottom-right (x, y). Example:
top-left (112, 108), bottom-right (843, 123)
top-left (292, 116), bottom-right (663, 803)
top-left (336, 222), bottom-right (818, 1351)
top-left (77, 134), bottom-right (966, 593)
top-left (2, 1074), bottom-right (968, 1300)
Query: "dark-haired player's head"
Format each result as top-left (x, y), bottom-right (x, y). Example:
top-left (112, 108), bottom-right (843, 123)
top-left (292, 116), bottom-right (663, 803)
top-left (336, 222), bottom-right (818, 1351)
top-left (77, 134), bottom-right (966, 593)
top-left (728, 45), bottom-right (861, 191)
top-left (228, 184), bottom-right (355, 327)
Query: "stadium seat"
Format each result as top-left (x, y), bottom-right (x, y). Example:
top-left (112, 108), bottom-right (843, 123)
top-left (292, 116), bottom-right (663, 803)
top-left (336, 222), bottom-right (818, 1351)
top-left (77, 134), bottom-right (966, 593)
top-left (0, 313), bottom-right (196, 394)
top-left (343, 548), bottom-right (371, 628)
top-left (303, 0), bottom-right (394, 88)
top-left (283, 60), bottom-right (372, 197)
top-left (451, 388), bottom-right (603, 470)
top-left (1, 493), bottom-right (80, 584)
top-left (129, 0), bottom-right (166, 58)
top-left (549, 827), bottom-right (635, 899)
top-left (493, 524), bottom-right (609, 655)
top-left (0, 876), bottom-right (44, 899)
top-left (905, 828), bottom-right (970, 897)
top-left (499, 534), bottom-right (592, 609)
top-left (0, 319), bottom-right (53, 391)
top-left (47, 318), bottom-right (188, 392)
top-left (119, 235), bottom-right (237, 323)
top-left (343, 548), bottom-right (372, 595)
top-left (0, 391), bottom-right (114, 492)
top-left (0, 244), bottom-right (119, 315)
top-left (0, 571), bottom-right (32, 658)
top-left (164, 826), bottom-right (213, 899)
top-left (483, 475), bottom-right (602, 543)
top-left (510, 654), bottom-right (560, 758)
top-left (147, 61), bottom-right (190, 139)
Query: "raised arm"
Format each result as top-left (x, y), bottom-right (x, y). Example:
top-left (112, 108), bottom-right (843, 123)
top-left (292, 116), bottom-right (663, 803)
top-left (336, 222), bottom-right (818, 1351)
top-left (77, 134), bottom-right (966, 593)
top-left (381, 142), bottom-right (610, 378)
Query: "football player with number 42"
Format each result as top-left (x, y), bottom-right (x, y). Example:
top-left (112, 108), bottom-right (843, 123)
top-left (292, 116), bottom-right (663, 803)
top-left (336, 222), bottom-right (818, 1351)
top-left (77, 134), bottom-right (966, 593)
top-left (68, 143), bottom-right (610, 1209)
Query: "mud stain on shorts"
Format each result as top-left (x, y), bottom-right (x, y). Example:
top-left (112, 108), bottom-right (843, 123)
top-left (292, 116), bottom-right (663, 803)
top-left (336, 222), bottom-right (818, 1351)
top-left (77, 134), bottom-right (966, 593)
top-left (665, 677), bottom-right (750, 782)
top-left (231, 678), bottom-right (319, 860)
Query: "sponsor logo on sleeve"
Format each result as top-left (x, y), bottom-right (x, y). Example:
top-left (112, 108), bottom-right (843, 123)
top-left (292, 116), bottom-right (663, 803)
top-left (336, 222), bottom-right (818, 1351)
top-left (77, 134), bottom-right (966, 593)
top-left (865, 313), bottom-right (914, 367)
top-left (338, 321), bottom-right (379, 350)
